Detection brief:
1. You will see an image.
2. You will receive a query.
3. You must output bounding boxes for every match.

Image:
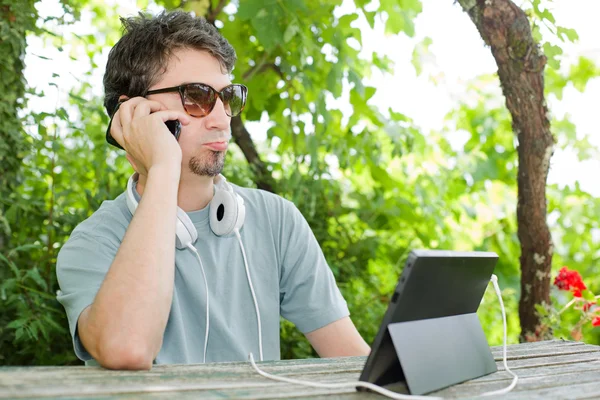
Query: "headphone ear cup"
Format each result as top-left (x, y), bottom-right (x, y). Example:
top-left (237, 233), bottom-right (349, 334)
top-left (210, 189), bottom-right (239, 236)
top-left (234, 194), bottom-right (246, 232)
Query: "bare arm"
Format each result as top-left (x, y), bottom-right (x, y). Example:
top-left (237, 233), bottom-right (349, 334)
top-left (77, 98), bottom-right (190, 370)
top-left (78, 166), bottom-right (180, 370)
top-left (305, 316), bottom-right (371, 358)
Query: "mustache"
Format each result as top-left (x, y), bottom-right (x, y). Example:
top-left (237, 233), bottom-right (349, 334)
top-left (201, 130), bottom-right (231, 143)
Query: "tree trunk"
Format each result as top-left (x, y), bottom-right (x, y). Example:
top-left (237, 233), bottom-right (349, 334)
top-left (457, 0), bottom-right (555, 341)
top-left (230, 116), bottom-right (275, 193)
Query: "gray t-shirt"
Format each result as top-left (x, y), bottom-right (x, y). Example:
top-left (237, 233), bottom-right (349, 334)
top-left (56, 183), bottom-right (349, 365)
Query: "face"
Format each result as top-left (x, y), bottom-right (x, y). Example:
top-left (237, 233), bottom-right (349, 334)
top-left (147, 48), bottom-right (232, 178)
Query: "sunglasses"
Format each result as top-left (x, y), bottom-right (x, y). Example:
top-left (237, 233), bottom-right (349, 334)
top-left (146, 83), bottom-right (248, 118)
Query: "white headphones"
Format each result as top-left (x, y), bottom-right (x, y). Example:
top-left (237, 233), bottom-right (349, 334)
top-left (124, 172), bottom-right (263, 363)
top-left (125, 172), bottom-right (246, 248)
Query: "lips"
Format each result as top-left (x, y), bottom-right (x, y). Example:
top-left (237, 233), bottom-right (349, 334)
top-left (203, 141), bottom-right (228, 151)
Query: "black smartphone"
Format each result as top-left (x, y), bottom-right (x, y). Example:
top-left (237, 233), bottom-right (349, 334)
top-left (105, 101), bottom-right (182, 150)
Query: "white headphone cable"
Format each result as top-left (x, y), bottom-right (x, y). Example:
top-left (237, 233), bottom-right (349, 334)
top-left (235, 228), bottom-right (264, 362)
top-left (187, 244), bottom-right (210, 364)
top-left (480, 274), bottom-right (518, 396)
top-left (248, 352), bottom-right (441, 400)
top-left (247, 274), bottom-right (517, 399)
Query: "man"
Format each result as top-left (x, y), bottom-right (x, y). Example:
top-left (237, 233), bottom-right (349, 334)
top-left (56, 10), bottom-right (370, 370)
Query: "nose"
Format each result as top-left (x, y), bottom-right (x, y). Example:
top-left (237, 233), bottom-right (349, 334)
top-left (204, 98), bottom-right (231, 132)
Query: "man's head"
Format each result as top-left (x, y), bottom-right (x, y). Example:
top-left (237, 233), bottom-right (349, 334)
top-left (103, 11), bottom-right (239, 178)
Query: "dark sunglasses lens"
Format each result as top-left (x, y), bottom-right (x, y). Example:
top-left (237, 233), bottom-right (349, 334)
top-left (222, 85), bottom-right (247, 117)
top-left (184, 85), bottom-right (216, 117)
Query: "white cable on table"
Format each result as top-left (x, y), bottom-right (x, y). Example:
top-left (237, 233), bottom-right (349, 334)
top-left (247, 273), bottom-right (518, 399)
top-left (248, 352), bottom-right (442, 400)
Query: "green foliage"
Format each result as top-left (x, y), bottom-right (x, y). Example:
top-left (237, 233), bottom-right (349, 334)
top-left (0, 0), bottom-right (123, 365)
top-left (2, 0), bottom-right (599, 366)
top-left (526, 0), bottom-right (579, 70)
top-left (0, 0), bottom-right (37, 232)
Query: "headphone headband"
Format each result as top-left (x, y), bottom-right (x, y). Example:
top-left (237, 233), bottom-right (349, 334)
top-left (125, 172), bottom-right (245, 247)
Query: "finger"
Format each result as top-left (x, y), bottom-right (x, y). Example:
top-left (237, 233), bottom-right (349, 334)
top-left (151, 110), bottom-right (192, 125)
top-left (110, 113), bottom-right (126, 148)
top-left (132, 100), bottom-right (168, 119)
top-left (118, 97), bottom-right (147, 128)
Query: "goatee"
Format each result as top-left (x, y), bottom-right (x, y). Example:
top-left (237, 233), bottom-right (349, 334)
top-left (189, 150), bottom-right (225, 177)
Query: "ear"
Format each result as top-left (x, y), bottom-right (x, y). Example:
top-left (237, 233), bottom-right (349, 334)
top-left (118, 95), bottom-right (129, 102)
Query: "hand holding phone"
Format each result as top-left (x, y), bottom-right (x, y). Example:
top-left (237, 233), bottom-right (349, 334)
top-left (104, 97), bottom-right (190, 175)
top-left (106, 100), bottom-right (182, 150)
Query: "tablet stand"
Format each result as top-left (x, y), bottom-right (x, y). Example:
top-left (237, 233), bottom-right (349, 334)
top-left (386, 312), bottom-right (497, 395)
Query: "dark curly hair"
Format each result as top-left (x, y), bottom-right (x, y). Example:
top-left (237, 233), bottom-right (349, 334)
top-left (103, 10), bottom-right (236, 116)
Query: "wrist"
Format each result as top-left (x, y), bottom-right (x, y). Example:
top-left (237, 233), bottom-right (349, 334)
top-left (147, 162), bottom-right (181, 183)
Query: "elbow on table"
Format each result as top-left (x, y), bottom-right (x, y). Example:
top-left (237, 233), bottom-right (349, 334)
top-left (95, 341), bottom-right (155, 371)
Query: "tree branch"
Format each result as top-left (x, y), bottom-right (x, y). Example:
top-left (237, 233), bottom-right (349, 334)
top-left (457, 0), bottom-right (555, 341)
top-left (207, 0), bottom-right (228, 24)
top-left (230, 116), bottom-right (275, 193)
top-left (242, 53), bottom-right (271, 81)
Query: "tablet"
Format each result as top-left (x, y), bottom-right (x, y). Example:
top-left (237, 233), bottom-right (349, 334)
top-left (358, 249), bottom-right (498, 393)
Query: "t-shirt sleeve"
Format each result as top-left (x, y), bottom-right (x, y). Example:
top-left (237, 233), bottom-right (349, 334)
top-left (278, 200), bottom-right (349, 333)
top-left (56, 233), bottom-right (118, 362)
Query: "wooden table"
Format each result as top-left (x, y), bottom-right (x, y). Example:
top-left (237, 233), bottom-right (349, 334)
top-left (1, 340), bottom-right (600, 399)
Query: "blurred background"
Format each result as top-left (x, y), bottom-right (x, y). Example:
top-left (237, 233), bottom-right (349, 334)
top-left (1, 0), bottom-right (599, 365)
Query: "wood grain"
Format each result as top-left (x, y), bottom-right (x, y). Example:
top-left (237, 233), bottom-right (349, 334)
top-left (1, 340), bottom-right (599, 399)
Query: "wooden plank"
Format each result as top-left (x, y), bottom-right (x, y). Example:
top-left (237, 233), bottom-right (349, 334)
top-left (490, 343), bottom-right (599, 361)
top-left (437, 368), bottom-right (600, 399)
top-left (490, 339), bottom-right (579, 351)
top-left (1, 375), bottom-right (367, 400)
top-left (471, 359), bottom-right (600, 382)
top-left (496, 350), bottom-right (600, 370)
top-left (0, 358), bottom-right (367, 390)
top-left (1, 341), bottom-right (599, 400)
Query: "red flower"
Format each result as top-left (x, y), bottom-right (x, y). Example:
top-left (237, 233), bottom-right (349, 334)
top-left (554, 267), bottom-right (587, 297)
top-left (583, 301), bottom-right (596, 312)
top-left (592, 317), bottom-right (600, 327)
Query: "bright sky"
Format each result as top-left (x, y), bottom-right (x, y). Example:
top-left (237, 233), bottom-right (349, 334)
top-left (25, 0), bottom-right (600, 196)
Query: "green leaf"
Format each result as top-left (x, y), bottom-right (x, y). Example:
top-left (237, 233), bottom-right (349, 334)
top-left (582, 289), bottom-right (596, 302)
top-left (556, 26), bottom-right (579, 43)
top-left (43, 315), bottom-right (66, 332)
top-left (4, 203), bottom-right (18, 224)
top-left (381, 0), bottom-right (421, 36)
top-left (7, 243), bottom-right (43, 258)
top-left (0, 253), bottom-right (20, 279)
top-left (364, 86), bottom-right (376, 102)
top-left (24, 268), bottom-right (48, 291)
top-left (543, 42), bottom-right (563, 70)
top-left (251, 8), bottom-right (283, 52)
top-left (364, 11), bottom-right (376, 29)
top-left (15, 327), bottom-right (25, 342)
top-left (534, 303), bottom-right (548, 317)
top-left (236, 0), bottom-right (272, 21)
top-left (326, 63), bottom-right (344, 98)
top-left (348, 69), bottom-right (365, 96)
top-left (29, 323), bottom-right (39, 341)
top-left (570, 57), bottom-right (600, 92)
top-left (411, 36), bottom-right (432, 76)
top-left (56, 107), bottom-right (69, 121)
top-left (283, 21), bottom-right (300, 43)
top-left (6, 319), bottom-right (24, 329)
